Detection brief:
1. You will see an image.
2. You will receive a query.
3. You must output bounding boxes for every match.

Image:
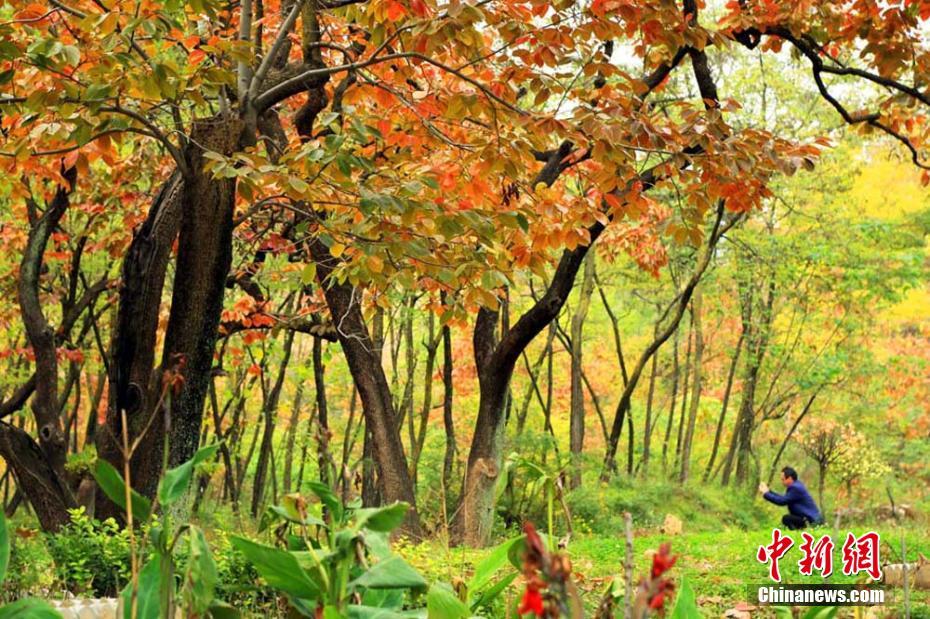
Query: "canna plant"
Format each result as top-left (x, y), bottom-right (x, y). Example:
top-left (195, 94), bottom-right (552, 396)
top-left (234, 482), bottom-right (525, 618)
top-left (232, 481), bottom-right (429, 617)
top-left (92, 442), bottom-right (233, 619)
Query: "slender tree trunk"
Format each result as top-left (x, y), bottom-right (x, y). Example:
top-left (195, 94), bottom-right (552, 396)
top-left (251, 330), bottom-right (295, 516)
top-left (641, 339), bottom-right (659, 475)
top-left (441, 315), bottom-right (456, 505)
top-left (674, 318), bottom-right (692, 474)
top-left (570, 254), bottom-right (596, 488)
top-left (662, 330), bottom-right (680, 473)
top-left (282, 370), bottom-right (306, 494)
top-left (2, 168), bottom-right (79, 531)
top-left (703, 325), bottom-right (744, 482)
top-left (313, 336), bottom-right (330, 486)
top-left (411, 311), bottom-right (439, 483)
top-left (309, 241), bottom-right (420, 535)
top-left (679, 287), bottom-right (703, 483)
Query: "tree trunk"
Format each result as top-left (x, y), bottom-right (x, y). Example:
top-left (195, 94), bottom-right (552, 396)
top-left (282, 369), bottom-right (306, 494)
top-left (100, 118), bottom-right (243, 509)
top-left (703, 326), bottom-right (744, 482)
top-left (309, 239), bottom-right (421, 536)
top-left (679, 287), bottom-right (703, 483)
top-left (441, 315), bottom-right (456, 505)
top-left (662, 329), bottom-right (680, 473)
top-left (640, 338), bottom-right (659, 475)
top-left (0, 169), bottom-right (80, 531)
top-left (411, 311), bottom-right (439, 483)
top-left (313, 336), bottom-right (330, 486)
top-left (673, 319), bottom-right (692, 473)
top-left (251, 329), bottom-right (295, 516)
top-left (569, 254), bottom-right (596, 488)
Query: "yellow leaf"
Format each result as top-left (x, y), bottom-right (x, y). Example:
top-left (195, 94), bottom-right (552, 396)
top-left (368, 255), bottom-right (384, 273)
top-left (330, 243), bottom-right (345, 258)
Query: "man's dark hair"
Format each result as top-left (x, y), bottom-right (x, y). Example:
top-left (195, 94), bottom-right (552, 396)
top-left (782, 466), bottom-right (798, 481)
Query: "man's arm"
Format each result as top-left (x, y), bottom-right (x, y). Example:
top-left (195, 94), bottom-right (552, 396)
top-left (762, 489), bottom-right (790, 505)
top-left (763, 485), bottom-right (800, 506)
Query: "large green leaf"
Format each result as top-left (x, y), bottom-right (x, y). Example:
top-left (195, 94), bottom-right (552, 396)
top-left (349, 555), bottom-right (427, 591)
top-left (306, 481), bottom-right (343, 523)
top-left (348, 606), bottom-right (425, 619)
top-left (158, 443), bottom-right (220, 507)
top-left (0, 599), bottom-right (62, 618)
top-left (670, 577), bottom-right (701, 619)
top-left (93, 459), bottom-right (152, 522)
top-left (354, 503), bottom-right (409, 533)
top-left (467, 536), bottom-right (520, 594)
top-left (469, 573), bottom-right (516, 611)
top-left (0, 509), bottom-right (9, 585)
top-left (426, 583), bottom-right (469, 619)
top-left (121, 555), bottom-right (163, 619)
top-left (207, 600), bottom-right (241, 619)
top-left (230, 536), bottom-right (320, 600)
top-left (181, 526), bottom-right (217, 614)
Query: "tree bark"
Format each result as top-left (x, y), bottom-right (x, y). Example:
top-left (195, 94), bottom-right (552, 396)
top-left (441, 314), bottom-right (456, 506)
top-left (569, 254), bottom-right (596, 488)
top-left (679, 286), bottom-right (703, 483)
top-left (101, 118), bottom-right (243, 507)
top-left (309, 239), bottom-right (421, 536)
top-left (251, 329), bottom-right (295, 516)
top-left (703, 325), bottom-right (744, 482)
top-left (2, 167), bottom-right (80, 531)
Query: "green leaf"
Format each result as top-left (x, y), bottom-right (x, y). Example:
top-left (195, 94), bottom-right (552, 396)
top-left (158, 443), bottom-right (219, 507)
top-left (669, 577), bottom-right (700, 619)
top-left (349, 555), bottom-right (427, 591)
top-left (181, 526), bottom-right (217, 614)
top-left (467, 536), bottom-right (519, 594)
top-left (230, 536), bottom-right (320, 600)
top-left (93, 459), bottom-right (152, 522)
top-left (0, 599), bottom-right (62, 618)
top-left (469, 573), bottom-right (516, 611)
top-left (121, 556), bottom-right (163, 619)
top-left (207, 600), bottom-right (241, 619)
top-left (354, 502), bottom-right (409, 533)
top-left (306, 481), bottom-right (343, 523)
top-left (426, 583), bottom-right (469, 619)
top-left (348, 606), bottom-right (422, 619)
top-left (802, 607), bottom-right (839, 619)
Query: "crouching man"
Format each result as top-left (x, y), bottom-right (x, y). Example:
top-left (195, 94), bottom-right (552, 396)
top-left (759, 466), bottom-right (823, 530)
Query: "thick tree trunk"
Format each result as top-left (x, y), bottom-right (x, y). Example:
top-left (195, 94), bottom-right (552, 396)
top-left (100, 118), bottom-right (242, 506)
top-left (1, 168), bottom-right (80, 531)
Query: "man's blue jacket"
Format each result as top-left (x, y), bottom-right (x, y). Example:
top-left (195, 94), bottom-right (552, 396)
top-left (763, 480), bottom-right (822, 523)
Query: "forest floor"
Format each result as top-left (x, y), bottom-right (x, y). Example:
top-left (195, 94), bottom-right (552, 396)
top-left (400, 523), bottom-right (930, 617)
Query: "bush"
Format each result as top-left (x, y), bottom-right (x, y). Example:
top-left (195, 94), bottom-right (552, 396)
top-left (45, 507), bottom-right (131, 597)
top-left (2, 527), bottom-right (54, 601)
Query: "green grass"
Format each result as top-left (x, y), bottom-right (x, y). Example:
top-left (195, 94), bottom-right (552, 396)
top-left (400, 523), bottom-right (930, 617)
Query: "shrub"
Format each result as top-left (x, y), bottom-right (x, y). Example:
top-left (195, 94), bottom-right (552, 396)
top-left (46, 507), bottom-right (131, 597)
